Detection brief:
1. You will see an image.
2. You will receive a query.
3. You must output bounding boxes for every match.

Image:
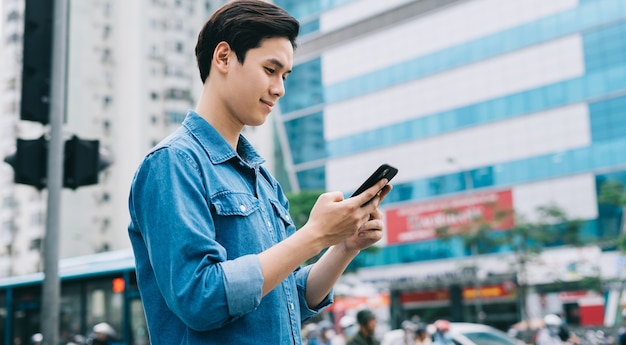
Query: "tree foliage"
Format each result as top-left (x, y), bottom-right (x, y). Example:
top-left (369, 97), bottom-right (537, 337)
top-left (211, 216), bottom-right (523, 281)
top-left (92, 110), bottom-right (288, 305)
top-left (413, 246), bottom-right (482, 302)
top-left (598, 179), bottom-right (626, 206)
top-left (286, 190), bottom-right (324, 230)
top-left (435, 200), bottom-right (581, 334)
top-left (435, 201), bottom-right (513, 255)
top-left (597, 179), bottom-right (626, 253)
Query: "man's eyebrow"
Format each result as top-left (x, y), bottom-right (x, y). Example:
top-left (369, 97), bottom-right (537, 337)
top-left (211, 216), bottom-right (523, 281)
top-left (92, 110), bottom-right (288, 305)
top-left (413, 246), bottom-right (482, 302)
top-left (267, 58), bottom-right (292, 74)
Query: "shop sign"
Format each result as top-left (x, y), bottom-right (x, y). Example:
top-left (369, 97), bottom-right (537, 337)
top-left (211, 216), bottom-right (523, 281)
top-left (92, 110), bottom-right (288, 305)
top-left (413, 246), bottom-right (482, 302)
top-left (400, 283), bottom-right (516, 307)
top-left (326, 293), bottom-right (390, 312)
top-left (385, 190), bottom-right (514, 244)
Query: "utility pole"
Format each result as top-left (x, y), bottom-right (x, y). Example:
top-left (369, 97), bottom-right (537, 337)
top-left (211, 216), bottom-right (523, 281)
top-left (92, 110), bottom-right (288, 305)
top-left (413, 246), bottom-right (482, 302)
top-left (41, 0), bottom-right (68, 343)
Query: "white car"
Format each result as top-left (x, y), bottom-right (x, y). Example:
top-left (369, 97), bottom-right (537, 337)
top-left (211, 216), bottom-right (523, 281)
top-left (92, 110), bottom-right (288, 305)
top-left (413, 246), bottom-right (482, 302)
top-left (382, 322), bottom-right (524, 345)
top-left (447, 322), bottom-right (526, 345)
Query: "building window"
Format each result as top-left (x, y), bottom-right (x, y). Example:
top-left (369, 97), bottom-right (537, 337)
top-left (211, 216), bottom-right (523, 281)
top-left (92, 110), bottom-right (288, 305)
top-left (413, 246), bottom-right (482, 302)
top-left (102, 120), bottom-right (111, 133)
top-left (102, 25), bottom-right (111, 40)
top-left (103, 95), bottom-right (112, 108)
top-left (6, 78), bottom-right (17, 91)
top-left (175, 41), bottom-right (184, 53)
top-left (103, 1), bottom-right (111, 17)
top-left (30, 238), bottom-right (42, 251)
top-left (7, 32), bottom-right (20, 43)
top-left (7, 10), bottom-right (20, 21)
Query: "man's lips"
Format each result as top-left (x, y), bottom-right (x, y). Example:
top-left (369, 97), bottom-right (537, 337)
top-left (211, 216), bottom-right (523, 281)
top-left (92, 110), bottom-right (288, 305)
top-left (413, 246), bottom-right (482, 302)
top-left (261, 99), bottom-right (275, 110)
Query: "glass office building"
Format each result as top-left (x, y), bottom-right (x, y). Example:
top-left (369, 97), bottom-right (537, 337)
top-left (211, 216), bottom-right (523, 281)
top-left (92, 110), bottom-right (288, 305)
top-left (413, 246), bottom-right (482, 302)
top-left (274, 0), bottom-right (626, 328)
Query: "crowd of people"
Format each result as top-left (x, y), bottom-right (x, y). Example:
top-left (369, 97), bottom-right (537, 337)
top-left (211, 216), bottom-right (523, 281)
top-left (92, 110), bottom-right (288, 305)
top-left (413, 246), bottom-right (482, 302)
top-left (301, 310), bottom-right (377, 345)
top-left (301, 309), bottom-right (456, 345)
top-left (29, 322), bottom-right (118, 345)
top-left (302, 309), bottom-right (625, 345)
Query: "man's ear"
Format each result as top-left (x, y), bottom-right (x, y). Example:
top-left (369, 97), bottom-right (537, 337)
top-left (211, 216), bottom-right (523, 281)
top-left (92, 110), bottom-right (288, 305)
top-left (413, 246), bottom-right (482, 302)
top-left (213, 41), bottom-right (232, 73)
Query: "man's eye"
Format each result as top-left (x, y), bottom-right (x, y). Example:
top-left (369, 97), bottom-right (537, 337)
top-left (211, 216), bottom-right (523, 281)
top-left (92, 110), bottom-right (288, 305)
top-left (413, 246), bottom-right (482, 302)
top-left (265, 67), bottom-right (275, 74)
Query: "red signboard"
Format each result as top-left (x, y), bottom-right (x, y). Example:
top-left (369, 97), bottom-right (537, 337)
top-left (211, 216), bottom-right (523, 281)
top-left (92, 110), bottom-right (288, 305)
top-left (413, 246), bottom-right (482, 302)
top-left (385, 190), bottom-right (514, 244)
top-left (400, 283), bottom-right (517, 306)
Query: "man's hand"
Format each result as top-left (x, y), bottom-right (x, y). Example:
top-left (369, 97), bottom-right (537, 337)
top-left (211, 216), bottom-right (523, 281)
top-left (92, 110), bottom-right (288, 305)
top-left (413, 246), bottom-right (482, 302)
top-left (342, 184), bottom-right (392, 252)
top-left (301, 179), bottom-right (392, 251)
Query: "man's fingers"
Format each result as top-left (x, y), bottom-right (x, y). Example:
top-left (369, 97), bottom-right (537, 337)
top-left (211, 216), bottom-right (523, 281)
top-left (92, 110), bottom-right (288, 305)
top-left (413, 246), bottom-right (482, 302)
top-left (354, 179), bottom-right (389, 206)
top-left (378, 184), bottom-right (392, 201)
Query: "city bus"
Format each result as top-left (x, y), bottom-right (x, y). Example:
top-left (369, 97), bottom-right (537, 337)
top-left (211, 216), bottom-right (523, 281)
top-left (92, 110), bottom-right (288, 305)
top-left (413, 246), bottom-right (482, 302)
top-left (0, 249), bottom-right (148, 345)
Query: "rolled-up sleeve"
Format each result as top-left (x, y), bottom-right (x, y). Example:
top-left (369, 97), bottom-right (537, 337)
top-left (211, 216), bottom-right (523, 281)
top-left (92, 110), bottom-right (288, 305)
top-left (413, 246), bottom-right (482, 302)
top-left (221, 254), bottom-right (264, 317)
top-left (295, 265), bottom-right (334, 322)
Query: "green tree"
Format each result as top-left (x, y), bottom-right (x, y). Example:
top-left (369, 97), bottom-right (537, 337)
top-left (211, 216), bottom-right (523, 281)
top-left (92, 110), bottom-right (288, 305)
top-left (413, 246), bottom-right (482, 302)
top-left (286, 190), bottom-right (324, 265)
top-left (597, 179), bottom-right (626, 327)
top-left (598, 179), bottom-right (626, 252)
top-left (504, 204), bottom-right (582, 343)
top-left (286, 190), bottom-right (324, 230)
top-left (435, 201), bottom-right (582, 339)
top-left (435, 201), bottom-right (513, 323)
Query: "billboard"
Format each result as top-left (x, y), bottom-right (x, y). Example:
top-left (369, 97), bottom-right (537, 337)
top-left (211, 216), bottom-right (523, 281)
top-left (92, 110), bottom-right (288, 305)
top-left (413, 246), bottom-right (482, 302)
top-left (385, 190), bottom-right (514, 244)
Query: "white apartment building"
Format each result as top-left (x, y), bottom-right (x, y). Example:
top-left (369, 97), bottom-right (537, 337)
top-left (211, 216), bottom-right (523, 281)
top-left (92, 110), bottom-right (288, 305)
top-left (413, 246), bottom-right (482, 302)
top-left (0, 0), bottom-right (278, 277)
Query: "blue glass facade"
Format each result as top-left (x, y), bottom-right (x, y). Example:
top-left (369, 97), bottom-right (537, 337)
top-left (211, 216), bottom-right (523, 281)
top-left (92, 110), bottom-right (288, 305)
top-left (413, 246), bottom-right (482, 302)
top-left (590, 96), bottom-right (626, 143)
top-left (274, 0), bottom-right (356, 37)
top-left (277, 0), bottom-right (626, 266)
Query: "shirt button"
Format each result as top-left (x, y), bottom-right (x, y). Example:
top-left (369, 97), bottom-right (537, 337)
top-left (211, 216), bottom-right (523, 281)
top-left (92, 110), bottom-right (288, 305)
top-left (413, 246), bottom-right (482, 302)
top-left (267, 221), bottom-right (271, 227)
top-left (290, 303), bottom-right (294, 310)
top-left (240, 205), bottom-right (247, 212)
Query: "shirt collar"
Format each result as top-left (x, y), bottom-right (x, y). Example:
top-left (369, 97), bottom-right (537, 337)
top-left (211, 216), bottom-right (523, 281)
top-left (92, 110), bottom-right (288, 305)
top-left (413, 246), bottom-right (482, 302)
top-left (182, 110), bottom-right (265, 167)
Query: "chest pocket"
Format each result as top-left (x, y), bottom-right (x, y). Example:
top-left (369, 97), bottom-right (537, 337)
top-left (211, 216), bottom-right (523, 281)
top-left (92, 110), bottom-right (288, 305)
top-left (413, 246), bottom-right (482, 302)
top-left (211, 192), bottom-right (266, 256)
top-left (212, 192), bottom-right (260, 216)
top-left (269, 199), bottom-right (296, 238)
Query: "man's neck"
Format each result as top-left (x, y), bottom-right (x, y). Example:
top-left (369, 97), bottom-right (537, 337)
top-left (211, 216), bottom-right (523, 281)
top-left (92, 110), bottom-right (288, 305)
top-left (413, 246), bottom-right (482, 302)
top-left (195, 85), bottom-right (242, 149)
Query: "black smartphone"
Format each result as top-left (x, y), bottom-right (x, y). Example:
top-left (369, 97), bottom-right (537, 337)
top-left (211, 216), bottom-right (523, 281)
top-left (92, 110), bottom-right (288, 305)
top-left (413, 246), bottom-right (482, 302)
top-left (350, 164), bottom-right (398, 200)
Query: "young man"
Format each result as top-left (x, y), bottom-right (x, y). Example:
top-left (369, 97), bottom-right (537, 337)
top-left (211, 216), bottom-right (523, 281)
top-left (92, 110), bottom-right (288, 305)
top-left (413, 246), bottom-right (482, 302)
top-left (127, 1), bottom-right (392, 344)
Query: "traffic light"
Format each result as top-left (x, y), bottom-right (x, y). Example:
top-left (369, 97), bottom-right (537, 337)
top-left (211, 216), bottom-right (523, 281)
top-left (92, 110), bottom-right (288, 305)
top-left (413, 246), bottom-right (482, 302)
top-left (20, 0), bottom-right (55, 124)
top-left (3, 136), bottom-right (48, 190)
top-left (3, 136), bottom-right (112, 190)
top-left (63, 136), bottom-right (112, 190)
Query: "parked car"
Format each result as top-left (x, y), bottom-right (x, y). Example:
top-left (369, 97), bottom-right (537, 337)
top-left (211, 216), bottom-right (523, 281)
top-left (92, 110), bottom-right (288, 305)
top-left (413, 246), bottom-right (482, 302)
top-left (447, 322), bottom-right (526, 345)
top-left (383, 322), bottom-right (525, 345)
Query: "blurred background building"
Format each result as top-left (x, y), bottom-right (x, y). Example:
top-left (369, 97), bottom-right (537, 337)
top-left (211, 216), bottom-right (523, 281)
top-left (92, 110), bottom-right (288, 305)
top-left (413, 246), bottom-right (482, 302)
top-left (275, 0), bottom-right (626, 331)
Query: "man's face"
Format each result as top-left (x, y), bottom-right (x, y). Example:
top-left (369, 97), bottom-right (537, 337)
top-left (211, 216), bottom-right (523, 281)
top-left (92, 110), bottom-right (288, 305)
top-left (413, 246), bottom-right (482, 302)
top-left (223, 37), bottom-right (293, 127)
top-left (366, 318), bottom-right (377, 335)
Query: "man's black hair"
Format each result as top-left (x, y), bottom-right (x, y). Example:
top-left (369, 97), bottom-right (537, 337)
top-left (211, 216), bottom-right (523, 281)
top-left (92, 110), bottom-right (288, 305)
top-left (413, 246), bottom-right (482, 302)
top-left (195, 0), bottom-right (299, 83)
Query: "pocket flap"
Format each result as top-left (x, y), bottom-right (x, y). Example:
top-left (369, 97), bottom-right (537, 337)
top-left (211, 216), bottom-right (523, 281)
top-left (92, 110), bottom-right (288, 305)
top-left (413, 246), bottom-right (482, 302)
top-left (212, 192), bottom-right (260, 216)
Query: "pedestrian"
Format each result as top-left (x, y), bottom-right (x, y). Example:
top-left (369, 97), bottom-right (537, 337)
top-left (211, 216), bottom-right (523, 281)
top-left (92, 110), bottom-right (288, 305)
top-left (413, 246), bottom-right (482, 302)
top-left (127, 1), bottom-right (392, 344)
top-left (347, 309), bottom-right (380, 345)
top-left (431, 320), bottom-right (454, 345)
top-left (414, 323), bottom-right (432, 345)
top-left (339, 314), bottom-right (359, 343)
top-left (619, 310), bottom-right (626, 345)
top-left (85, 322), bottom-right (117, 345)
top-left (29, 333), bottom-right (43, 345)
top-left (536, 314), bottom-right (565, 345)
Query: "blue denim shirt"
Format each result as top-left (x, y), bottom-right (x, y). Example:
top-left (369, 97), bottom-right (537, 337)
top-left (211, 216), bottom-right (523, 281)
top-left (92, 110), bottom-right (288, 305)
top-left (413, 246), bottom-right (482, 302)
top-left (128, 111), bottom-right (332, 344)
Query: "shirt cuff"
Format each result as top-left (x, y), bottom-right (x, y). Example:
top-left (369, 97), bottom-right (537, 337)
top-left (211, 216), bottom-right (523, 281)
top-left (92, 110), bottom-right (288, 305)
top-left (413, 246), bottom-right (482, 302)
top-left (296, 265), bottom-right (334, 322)
top-left (221, 254), bottom-right (263, 317)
